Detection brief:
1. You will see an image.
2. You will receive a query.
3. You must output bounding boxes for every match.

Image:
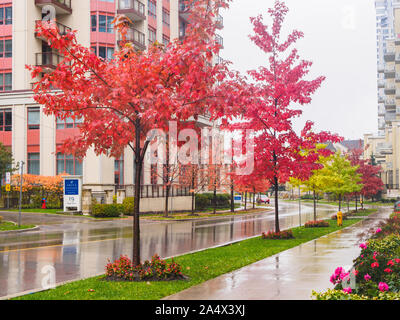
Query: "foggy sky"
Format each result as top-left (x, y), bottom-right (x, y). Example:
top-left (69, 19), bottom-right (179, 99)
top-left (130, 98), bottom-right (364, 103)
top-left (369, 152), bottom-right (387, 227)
top-left (220, 0), bottom-right (377, 140)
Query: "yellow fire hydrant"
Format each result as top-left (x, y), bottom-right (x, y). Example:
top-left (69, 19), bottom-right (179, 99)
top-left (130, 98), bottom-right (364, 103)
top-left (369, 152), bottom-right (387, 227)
top-left (337, 211), bottom-right (343, 227)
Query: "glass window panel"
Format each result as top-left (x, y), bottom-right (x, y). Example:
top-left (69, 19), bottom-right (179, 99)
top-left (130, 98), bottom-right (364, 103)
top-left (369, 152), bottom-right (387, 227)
top-left (106, 47), bottom-right (114, 61)
top-left (0, 74), bottom-right (3, 91)
top-left (75, 159), bottom-right (82, 175)
top-left (56, 117), bottom-right (64, 129)
top-left (91, 15), bottom-right (97, 31)
top-left (5, 110), bottom-right (11, 131)
top-left (57, 160), bottom-right (64, 175)
top-left (0, 113), bottom-right (3, 131)
top-left (5, 7), bottom-right (11, 25)
top-left (65, 159), bottom-right (74, 174)
top-left (0, 8), bottom-right (3, 25)
top-left (99, 46), bottom-right (106, 59)
top-left (4, 73), bottom-right (11, 91)
top-left (65, 117), bottom-right (74, 128)
top-left (107, 16), bottom-right (113, 33)
top-left (4, 40), bottom-right (11, 57)
top-left (0, 41), bottom-right (3, 58)
top-left (99, 15), bottom-right (106, 32)
top-left (28, 108), bottom-right (40, 129)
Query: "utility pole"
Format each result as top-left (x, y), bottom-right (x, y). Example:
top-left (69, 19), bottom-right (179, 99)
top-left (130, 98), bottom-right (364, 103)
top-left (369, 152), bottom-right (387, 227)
top-left (298, 186), bottom-right (301, 227)
top-left (18, 161), bottom-right (24, 227)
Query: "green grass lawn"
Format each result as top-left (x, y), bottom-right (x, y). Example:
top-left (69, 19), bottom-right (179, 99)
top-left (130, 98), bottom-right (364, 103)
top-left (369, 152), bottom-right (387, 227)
top-left (13, 219), bottom-right (361, 300)
top-left (0, 208), bottom-right (60, 214)
top-left (0, 221), bottom-right (36, 231)
top-left (142, 207), bottom-right (271, 221)
top-left (347, 208), bottom-right (378, 217)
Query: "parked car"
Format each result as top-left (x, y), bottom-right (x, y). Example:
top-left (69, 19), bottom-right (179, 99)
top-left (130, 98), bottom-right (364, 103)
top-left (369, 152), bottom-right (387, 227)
top-left (257, 195), bottom-right (270, 204)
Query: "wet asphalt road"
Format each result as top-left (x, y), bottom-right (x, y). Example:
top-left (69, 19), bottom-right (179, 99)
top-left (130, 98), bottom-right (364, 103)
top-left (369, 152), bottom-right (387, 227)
top-left (0, 201), bottom-right (339, 298)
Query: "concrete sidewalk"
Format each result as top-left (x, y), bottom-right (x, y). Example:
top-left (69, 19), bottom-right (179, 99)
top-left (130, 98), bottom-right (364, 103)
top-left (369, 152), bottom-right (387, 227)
top-left (163, 208), bottom-right (391, 300)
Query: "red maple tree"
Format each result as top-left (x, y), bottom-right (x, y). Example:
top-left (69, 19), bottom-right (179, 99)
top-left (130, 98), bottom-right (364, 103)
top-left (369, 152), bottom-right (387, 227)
top-left (227, 1), bottom-right (341, 233)
top-left (27, 0), bottom-right (237, 265)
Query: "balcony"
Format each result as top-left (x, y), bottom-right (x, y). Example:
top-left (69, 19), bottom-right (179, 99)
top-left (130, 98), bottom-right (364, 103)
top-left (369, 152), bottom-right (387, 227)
top-left (35, 20), bottom-right (71, 40)
top-left (117, 0), bottom-right (146, 22)
top-left (378, 104), bottom-right (385, 116)
top-left (215, 34), bottom-right (224, 49)
top-left (385, 65), bottom-right (396, 78)
top-left (378, 64), bottom-right (385, 73)
top-left (35, 52), bottom-right (64, 72)
top-left (179, 1), bottom-right (191, 23)
top-left (384, 112), bottom-right (397, 123)
top-left (384, 48), bottom-right (396, 62)
top-left (396, 53), bottom-right (400, 64)
top-left (377, 142), bottom-right (393, 155)
top-left (216, 14), bottom-right (223, 29)
top-left (378, 95), bottom-right (385, 103)
top-left (385, 98), bottom-right (396, 108)
top-left (385, 83), bottom-right (396, 94)
top-left (378, 118), bottom-right (386, 130)
top-left (117, 28), bottom-right (146, 51)
top-left (378, 79), bottom-right (385, 88)
top-left (35, 0), bottom-right (72, 15)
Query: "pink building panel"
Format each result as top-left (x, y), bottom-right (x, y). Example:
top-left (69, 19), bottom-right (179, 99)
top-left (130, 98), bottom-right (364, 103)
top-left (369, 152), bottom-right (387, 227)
top-left (91, 0), bottom-right (115, 13)
top-left (0, 131), bottom-right (11, 146)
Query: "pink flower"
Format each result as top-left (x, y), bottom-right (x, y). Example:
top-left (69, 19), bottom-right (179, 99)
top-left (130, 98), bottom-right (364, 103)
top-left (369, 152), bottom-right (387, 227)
top-left (395, 259), bottom-right (400, 264)
top-left (364, 273), bottom-right (371, 281)
top-left (375, 228), bottom-right (382, 234)
top-left (359, 243), bottom-right (367, 250)
top-left (371, 262), bottom-right (379, 268)
top-left (384, 268), bottom-right (393, 273)
top-left (387, 260), bottom-right (395, 266)
top-left (378, 282), bottom-right (389, 292)
top-left (343, 287), bottom-right (352, 294)
top-left (352, 269), bottom-right (359, 276)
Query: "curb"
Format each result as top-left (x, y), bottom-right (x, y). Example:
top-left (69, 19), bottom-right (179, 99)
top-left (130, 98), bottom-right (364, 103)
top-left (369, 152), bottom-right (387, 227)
top-left (0, 224), bottom-right (40, 235)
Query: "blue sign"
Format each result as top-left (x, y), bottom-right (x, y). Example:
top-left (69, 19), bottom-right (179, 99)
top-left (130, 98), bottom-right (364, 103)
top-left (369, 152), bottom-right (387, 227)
top-left (234, 196), bottom-right (242, 201)
top-left (65, 179), bottom-right (79, 195)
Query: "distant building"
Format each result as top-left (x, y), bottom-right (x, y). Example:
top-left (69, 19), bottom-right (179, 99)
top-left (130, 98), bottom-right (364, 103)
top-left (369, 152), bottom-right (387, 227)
top-left (326, 139), bottom-right (364, 154)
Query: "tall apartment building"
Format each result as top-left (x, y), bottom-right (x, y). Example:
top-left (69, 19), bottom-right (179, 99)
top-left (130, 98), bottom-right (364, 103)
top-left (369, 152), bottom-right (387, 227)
top-left (365, 0), bottom-right (400, 197)
top-left (0, 0), bottom-right (224, 211)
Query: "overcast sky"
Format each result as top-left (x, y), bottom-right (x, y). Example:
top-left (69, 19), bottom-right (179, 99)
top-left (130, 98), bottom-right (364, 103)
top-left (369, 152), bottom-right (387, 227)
top-left (220, 0), bottom-right (377, 140)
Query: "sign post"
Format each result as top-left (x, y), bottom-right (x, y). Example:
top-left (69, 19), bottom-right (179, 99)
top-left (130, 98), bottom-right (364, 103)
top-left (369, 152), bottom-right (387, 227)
top-left (18, 161), bottom-right (24, 227)
top-left (62, 176), bottom-right (82, 213)
top-left (5, 172), bottom-right (10, 209)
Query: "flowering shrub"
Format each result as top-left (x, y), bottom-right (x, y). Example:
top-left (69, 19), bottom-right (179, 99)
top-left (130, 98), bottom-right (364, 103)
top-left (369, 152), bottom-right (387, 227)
top-left (305, 220), bottom-right (329, 228)
top-left (261, 229), bottom-right (294, 240)
top-left (105, 254), bottom-right (184, 282)
top-left (312, 289), bottom-right (400, 300)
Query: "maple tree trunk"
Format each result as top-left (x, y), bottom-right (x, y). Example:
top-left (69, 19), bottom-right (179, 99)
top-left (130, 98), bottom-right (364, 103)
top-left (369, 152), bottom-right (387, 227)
top-left (191, 192), bottom-right (195, 215)
top-left (244, 191), bottom-right (247, 211)
top-left (164, 185), bottom-right (170, 218)
top-left (313, 190), bottom-right (317, 221)
top-left (274, 176), bottom-right (280, 233)
top-left (230, 179), bottom-right (234, 213)
top-left (213, 182), bottom-right (217, 214)
top-left (253, 191), bottom-right (255, 209)
top-left (132, 119), bottom-right (142, 267)
top-left (355, 196), bottom-right (358, 212)
top-left (338, 194), bottom-right (342, 211)
top-left (164, 139), bottom-right (170, 218)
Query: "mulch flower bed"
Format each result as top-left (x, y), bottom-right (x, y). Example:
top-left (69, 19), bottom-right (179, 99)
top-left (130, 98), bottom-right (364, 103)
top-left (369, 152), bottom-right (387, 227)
top-left (305, 220), bottom-right (330, 228)
top-left (261, 229), bottom-right (294, 240)
top-left (105, 254), bottom-right (187, 282)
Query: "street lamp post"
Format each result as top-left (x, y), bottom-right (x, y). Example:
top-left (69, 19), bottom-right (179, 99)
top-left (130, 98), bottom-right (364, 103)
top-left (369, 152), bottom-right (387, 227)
top-left (298, 186), bottom-right (301, 227)
top-left (18, 161), bottom-right (24, 228)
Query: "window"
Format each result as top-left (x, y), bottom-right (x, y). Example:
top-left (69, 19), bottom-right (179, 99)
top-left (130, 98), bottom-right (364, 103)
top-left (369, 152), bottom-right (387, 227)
top-left (57, 153), bottom-right (82, 175)
top-left (93, 14), bottom-right (114, 33)
top-left (0, 6), bottom-right (12, 25)
top-left (0, 108), bottom-right (11, 131)
top-left (0, 39), bottom-right (12, 58)
top-left (148, 27), bottom-right (156, 44)
top-left (56, 114), bottom-right (83, 129)
top-left (28, 153), bottom-right (40, 175)
top-left (91, 15), bottom-right (97, 31)
top-left (148, 0), bottom-right (156, 18)
top-left (114, 156), bottom-right (124, 185)
top-left (0, 73), bottom-right (11, 91)
top-left (162, 9), bottom-right (170, 27)
top-left (28, 107), bottom-right (40, 130)
top-left (98, 46), bottom-right (114, 60)
top-left (162, 35), bottom-right (169, 46)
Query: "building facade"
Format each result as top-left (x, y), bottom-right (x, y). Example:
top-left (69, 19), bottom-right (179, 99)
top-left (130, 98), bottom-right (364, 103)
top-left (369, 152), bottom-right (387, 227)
top-left (0, 0), bottom-right (225, 211)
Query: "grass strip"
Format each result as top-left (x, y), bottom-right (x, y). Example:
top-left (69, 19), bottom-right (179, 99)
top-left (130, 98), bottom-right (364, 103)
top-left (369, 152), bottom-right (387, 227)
top-left (0, 221), bottom-right (36, 231)
top-left (13, 218), bottom-right (362, 300)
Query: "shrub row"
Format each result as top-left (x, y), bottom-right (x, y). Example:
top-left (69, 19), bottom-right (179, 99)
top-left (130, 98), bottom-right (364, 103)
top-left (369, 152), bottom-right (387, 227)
top-left (262, 229), bottom-right (294, 240)
top-left (195, 193), bottom-right (230, 210)
top-left (91, 197), bottom-right (135, 217)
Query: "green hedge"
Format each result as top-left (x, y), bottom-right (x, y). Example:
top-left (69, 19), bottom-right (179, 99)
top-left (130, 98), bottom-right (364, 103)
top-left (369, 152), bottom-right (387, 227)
top-left (195, 193), bottom-right (231, 210)
top-left (91, 204), bottom-right (124, 217)
top-left (122, 197), bottom-right (135, 216)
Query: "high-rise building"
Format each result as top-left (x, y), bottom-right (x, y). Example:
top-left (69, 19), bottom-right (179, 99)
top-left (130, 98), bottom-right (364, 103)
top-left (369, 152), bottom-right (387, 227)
top-left (0, 0), bottom-right (224, 212)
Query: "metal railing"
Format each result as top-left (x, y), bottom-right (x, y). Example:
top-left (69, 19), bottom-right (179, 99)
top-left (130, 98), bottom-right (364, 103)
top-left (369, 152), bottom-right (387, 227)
top-left (35, 52), bottom-right (63, 68)
top-left (117, 27), bottom-right (146, 49)
top-left (116, 184), bottom-right (191, 198)
top-left (35, 20), bottom-right (71, 36)
top-left (118, 0), bottom-right (145, 16)
top-left (35, 0), bottom-right (72, 10)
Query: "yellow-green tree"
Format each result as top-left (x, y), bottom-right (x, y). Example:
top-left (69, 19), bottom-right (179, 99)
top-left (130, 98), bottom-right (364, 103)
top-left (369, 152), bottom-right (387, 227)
top-left (317, 151), bottom-right (363, 211)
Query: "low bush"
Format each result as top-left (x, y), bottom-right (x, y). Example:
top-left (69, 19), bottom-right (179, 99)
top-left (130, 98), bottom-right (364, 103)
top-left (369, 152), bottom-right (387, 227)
top-left (305, 220), bottom-right (330, 228)
top-left (312, 289), bottom-right (400, 300)
top-left (301, 194), bottom-right (323, 200)
top-left (0, 216), bottom-right (2, 223)
top-left (122, 197), bottom-right (135, 216)
top-left (331, 213), bottom-right (349, 220)
top-left (92, 203), bottom-right (124, 217)
top-left (262, 229), bottom-right (294, 240)
top-left (105, 254), bottom-right (184, 282)
top-left (195, 193), bottom-right (231, 210)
